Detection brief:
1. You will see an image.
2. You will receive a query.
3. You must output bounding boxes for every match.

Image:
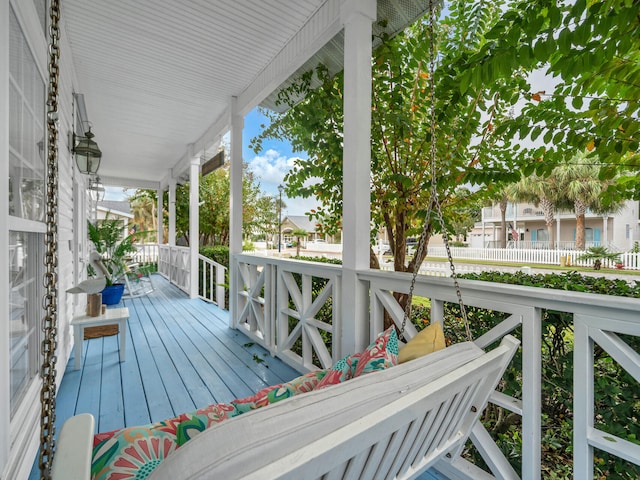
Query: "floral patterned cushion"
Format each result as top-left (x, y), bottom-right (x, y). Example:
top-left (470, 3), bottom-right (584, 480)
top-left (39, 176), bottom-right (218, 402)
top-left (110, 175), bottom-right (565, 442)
top-left (315, 352), bottom-right (361, 389)
top-left (91, 403), bottom-right (238, 480)
top-left (231, 369), bottom-right (327, 414)
top-left (353, 327), bottom-right (399, 377)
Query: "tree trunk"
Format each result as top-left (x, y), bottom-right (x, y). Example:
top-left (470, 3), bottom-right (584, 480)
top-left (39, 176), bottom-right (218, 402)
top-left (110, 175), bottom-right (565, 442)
top-left (575, 200), bottom-right (587, 250)
top-left (540, 197), bottom-right (555, 248)
top-left (499, 197), bottom-right (508, 248)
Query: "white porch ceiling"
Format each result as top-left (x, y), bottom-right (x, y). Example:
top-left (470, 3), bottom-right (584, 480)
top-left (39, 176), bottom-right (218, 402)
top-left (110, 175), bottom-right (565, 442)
top-left (62, 0), bottom-right (430, 188)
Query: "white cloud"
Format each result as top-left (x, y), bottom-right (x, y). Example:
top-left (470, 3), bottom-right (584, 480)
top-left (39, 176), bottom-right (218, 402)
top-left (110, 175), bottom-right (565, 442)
top-left (247, 149), bottom-right (300, 185)
top-left (247, 148), bottom-right (320, 216)
top-left (283, 195), bottom-right (318, 217)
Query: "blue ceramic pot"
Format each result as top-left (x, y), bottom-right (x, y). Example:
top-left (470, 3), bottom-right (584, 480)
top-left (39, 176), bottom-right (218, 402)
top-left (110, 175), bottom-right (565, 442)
top-left (101, 283), bottom-right (125, 305)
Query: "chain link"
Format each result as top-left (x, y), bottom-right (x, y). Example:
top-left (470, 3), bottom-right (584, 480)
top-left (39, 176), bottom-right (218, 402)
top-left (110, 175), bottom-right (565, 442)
top-left (401, 0), bottom-right (471, 342)
top-left (39, 0), bottom-right (61, 478)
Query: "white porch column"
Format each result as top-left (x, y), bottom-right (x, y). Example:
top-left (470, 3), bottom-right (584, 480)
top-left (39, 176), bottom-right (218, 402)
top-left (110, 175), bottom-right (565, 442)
top-left (156, 188), bottom-right (163, 245)
top-left (189, 153), bottom-right (200, 299)
top-left (556, 217), bottom-right (561, 248)
top-left (168, 178), bottom-right (176, 246)
top-left (602, 214), bottom-right (608, 247)
top-left (229, 96), bottom-right (244, 327)
top-left (340, 0), bottom-right (376, 356)
top-left (0, 0), bottom-right (9, 470)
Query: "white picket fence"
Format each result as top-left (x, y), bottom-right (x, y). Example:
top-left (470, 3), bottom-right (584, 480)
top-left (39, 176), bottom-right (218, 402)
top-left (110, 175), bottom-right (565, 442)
top-left (427, 247), bottom-right (640, 270)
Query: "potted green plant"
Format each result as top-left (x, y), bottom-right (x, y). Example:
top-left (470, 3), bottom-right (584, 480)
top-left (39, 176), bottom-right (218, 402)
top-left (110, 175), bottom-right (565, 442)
top-left (87, 214), bottom-right (138, 305)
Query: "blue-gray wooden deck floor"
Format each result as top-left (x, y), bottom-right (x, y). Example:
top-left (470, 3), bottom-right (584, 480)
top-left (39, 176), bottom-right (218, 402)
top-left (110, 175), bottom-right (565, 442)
top-left (30, 275), bottom-right (443, 479)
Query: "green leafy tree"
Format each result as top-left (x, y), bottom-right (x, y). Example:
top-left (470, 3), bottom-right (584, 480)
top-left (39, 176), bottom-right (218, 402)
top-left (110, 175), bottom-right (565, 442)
top-left (129, 190), bottom-right (158, 241)
top-left (251, 1), bottom-right (524, 276)
top-left (489, 0), bottom-right (639, 204)
top-left (150, 165), bottom-right (271, 246)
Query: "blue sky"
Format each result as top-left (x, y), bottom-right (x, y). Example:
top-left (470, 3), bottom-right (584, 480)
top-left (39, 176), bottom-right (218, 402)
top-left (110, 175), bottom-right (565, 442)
top-left (106, 107), bottom-right (317, 216)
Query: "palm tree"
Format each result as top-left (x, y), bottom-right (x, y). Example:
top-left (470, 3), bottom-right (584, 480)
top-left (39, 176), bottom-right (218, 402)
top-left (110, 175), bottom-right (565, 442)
top-left (130, 192), bottom-right (157, 241)
top-left (509, 173), bottom-right (568, 248)
top-left (554, 152), bottom-right (620, 250)
top-left (292, 228), bottom-right (308, 256)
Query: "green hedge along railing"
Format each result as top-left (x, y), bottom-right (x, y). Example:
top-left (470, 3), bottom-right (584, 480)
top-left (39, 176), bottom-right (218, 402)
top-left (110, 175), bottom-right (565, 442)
top-left (441, 271), bottom-right (640, 480)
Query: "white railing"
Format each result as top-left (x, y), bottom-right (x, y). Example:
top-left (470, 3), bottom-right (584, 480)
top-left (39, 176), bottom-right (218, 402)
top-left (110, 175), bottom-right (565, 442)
top-left (485, 240), bottom-right (603, 250)
top-left (158, 245), bottom-right (190, 293)
top-left (428, 246), bottom-right (640, 270)
top-left (233, 254), bottom-right (342, 372)
top-left (380, 261), bottom-right (498, 277)
top-left (198, 255), bottom-right (226, 308)
top-left (132, 243), bottom-right (159, 263)
top-left (230, 254), bottom-right (640, 478)
top-left (362, 269), bottom-right (640, 479)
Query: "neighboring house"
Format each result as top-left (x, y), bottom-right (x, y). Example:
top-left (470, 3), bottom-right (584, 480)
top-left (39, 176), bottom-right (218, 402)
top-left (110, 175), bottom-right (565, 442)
top-left (281, 215), bottom-right (341, 245)
top-left (96, 201), bottom-right (135, 239)
top-left (468, 200), bottom-right (640, 250)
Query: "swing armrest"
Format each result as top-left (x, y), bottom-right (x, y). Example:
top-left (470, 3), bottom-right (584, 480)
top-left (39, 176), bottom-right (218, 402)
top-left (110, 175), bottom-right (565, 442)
top-left (51, 413), bottom-right (95, 480)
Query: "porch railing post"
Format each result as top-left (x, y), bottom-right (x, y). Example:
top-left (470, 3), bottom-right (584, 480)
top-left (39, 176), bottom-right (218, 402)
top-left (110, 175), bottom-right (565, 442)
top-left (573, 315), bottom-right (594, 479)
top-left (522, 306), bottom-right (542, 480)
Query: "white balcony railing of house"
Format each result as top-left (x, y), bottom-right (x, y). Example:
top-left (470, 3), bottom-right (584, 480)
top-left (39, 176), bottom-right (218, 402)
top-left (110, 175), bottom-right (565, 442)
top-left (428, 246), bottom-right (640, 270)
top-left (231, 254), bottom-right (640, 479)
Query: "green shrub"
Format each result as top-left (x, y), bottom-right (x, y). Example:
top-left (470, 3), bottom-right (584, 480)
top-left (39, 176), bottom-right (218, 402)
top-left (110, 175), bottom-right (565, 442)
top-left (199, 245), bottom-right (229, 268)
top-left (199, 246), bottom-right (230, 305)
top-left (447, 271), bottom-right (640, 479)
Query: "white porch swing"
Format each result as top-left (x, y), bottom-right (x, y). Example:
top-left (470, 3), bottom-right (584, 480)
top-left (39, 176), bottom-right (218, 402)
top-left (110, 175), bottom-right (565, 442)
top-left (41, 1), bottom-right (520, 479)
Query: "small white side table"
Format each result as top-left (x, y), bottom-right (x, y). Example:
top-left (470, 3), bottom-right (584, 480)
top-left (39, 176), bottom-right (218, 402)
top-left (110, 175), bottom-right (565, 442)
top-left (70, 307), bottom-right (129, 370)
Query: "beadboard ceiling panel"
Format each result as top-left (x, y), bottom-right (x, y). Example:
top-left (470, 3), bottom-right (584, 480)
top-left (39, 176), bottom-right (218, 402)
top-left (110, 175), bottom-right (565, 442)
top-left (62, 0), bottom-right (431, 185)
top-left (62, 0), bottom-right (326, 183)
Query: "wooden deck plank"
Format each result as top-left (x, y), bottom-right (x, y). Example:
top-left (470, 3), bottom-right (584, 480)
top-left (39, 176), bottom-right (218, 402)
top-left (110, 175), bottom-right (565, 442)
top-left (74, 339), bottom-right (103, 424)
top-left (97, 334), bottom-right (124, 433)
top-left (152, 284), bottom-right (296, 393)
top-left (131, 297), bottom-right (198, 416)
top-left (139, 294), bottom-right (246, 403)
top-left (117, 311), bottom-right (151, 426)
top-left (135, 294), bottom-right (222, 406)
top-left (159, 285), bottom-right (299, 386)
top-left (149, 292), bottom-right (263, 400)
top-left (125, 301), bottom-right (175, 422)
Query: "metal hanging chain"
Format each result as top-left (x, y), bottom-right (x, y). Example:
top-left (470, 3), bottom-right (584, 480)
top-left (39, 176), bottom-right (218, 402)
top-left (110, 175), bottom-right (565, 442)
top-left (39, 0), bottom-right (61, 478)
top-left (400, 0), bottom-right (471, 342)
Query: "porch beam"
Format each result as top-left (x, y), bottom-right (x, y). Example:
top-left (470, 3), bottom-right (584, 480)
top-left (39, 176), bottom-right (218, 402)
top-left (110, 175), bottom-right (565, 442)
top-left (229, 96), bottom-right (244, 327)
top-left (340, 0), bottom-right (376, 356)
top-left (98, 175), bottom-right (160, 191)
top-left (189, 148), bottom-right (200, 299)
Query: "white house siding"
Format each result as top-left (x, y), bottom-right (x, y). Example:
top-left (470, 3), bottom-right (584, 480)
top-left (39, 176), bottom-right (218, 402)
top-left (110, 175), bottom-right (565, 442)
top-left (1, 1), bottom-right (84, 477)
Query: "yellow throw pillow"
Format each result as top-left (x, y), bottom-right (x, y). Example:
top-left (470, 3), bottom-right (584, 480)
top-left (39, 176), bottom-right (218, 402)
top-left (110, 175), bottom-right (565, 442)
top-left (398, 321), bottom-right (446, 364)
